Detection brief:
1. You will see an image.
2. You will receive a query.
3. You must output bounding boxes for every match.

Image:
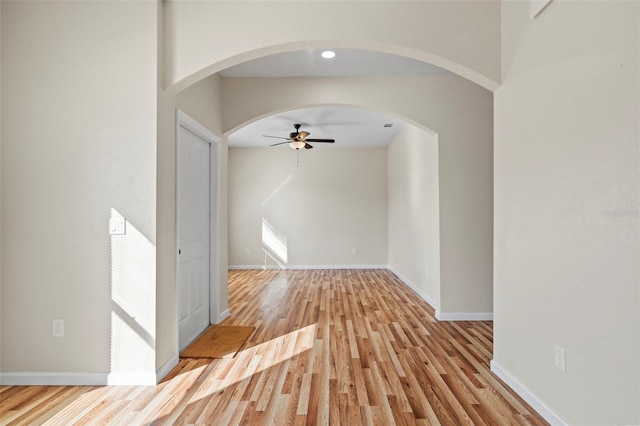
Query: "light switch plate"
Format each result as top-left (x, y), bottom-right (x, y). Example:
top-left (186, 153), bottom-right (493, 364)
top-left (109, 216), bottom-right (127, 235)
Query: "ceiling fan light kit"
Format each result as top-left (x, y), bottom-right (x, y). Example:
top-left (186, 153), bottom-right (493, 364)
top-left (290, 140), bottom-right (306, 150)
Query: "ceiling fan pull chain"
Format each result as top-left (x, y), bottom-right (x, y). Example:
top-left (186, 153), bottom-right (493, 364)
top-left (297, 149), bottom-right (300, 167)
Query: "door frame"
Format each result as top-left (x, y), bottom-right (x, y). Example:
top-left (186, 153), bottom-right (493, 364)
top-left (175, 109), bottom-right (221, 347)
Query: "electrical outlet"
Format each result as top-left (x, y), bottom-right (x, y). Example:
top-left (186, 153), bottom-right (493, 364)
top-left (53, 319), bottom-right (65, 337)
top-left (245, 248), bottom-right (251, 255)
top-left (554, 345), bottom-right (566, 372)
top-left (352, 248), bottom-right (357, 255)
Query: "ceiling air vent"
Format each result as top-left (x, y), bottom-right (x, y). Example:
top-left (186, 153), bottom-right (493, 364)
top-left (384, 123), bottom-right (394, 128)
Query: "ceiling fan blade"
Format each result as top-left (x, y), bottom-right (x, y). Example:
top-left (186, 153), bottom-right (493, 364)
top-left (304, 143), bottom-right (313, 149)
top-left (269, 141), bottom-right (290, 147)
top-left (298, 131), bottom-right (310, 140)
top-left (263, 135), bottom-right (290, 140)
top-left (305, 138), bottom-right (335, 143)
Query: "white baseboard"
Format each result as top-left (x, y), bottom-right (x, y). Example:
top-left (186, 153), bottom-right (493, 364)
top-left (0, 372), bottom-right (108, 386)
top-left (107, 372), bottom-right (157, 386)
top-left (0, 369), bottom-right (172, 386)
top-left (156, 355), bottom-right (179, 383)
top-left (388, 267), bottom-right (438, 310)
top-left (217, 308), bottom-right (231, 323)
top-left (490, 360), bottom-right (567, 426)
top-left (228, 265), bottom-right (388, 270)
top-left (435, 311), bottom-right (494, 321)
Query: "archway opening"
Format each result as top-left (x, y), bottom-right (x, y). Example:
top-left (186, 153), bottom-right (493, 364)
top-left (226, 104), bottom-right (442, 310)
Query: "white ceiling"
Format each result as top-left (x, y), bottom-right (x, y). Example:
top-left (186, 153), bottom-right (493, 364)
top-left (225, 49), bottom-right (446, 148)
top-left (220, 48), bottom-right (449, 78)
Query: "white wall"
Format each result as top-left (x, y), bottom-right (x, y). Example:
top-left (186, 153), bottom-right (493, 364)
top-left (0, 0), bottom-right (227, 383)
top-left (494, 1), bottom-right (639, 424)
top-left (228, 147), bottom-right (388, 267)
top-left (164, 0), bottom-right (501, 92)
top-left (222, 75), bottom-right (493, 316)
top-left (1, 1), bottom-right (158, 381)
top-left (0, 0), bottom-right (3, 369)
top-left (156, 73), bottom-right (226, 371)
top-left (388, 125), bottom-right (440, 310)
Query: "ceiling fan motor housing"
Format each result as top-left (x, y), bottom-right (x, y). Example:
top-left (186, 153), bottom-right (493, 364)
top-left (290, 124), bottom-right (302, 140)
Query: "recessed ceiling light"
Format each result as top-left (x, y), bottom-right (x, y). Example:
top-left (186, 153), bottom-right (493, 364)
top-left (321, 50), bottom-right (336, 59)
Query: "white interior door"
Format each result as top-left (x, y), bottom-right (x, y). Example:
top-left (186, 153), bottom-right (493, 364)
top-left (178, 124), bottom-right (211, 351)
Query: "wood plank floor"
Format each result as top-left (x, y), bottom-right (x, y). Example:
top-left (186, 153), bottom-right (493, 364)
top-left (0, 269), bottom-right (548, 425)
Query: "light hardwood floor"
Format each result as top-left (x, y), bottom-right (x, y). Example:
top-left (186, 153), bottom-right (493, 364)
top-left (0, 269), bottom-right (548, 425)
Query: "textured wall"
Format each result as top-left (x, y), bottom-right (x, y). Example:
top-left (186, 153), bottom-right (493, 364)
top-left (494, 1), bottom-right (640, 423)
top-left (388, 125), bottom-right (441, 310)
top-left (228, 147), bottom-right (388, 267)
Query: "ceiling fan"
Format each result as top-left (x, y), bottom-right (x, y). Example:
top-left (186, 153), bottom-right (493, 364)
top-left (263, 124), bottom-right (336, 150)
